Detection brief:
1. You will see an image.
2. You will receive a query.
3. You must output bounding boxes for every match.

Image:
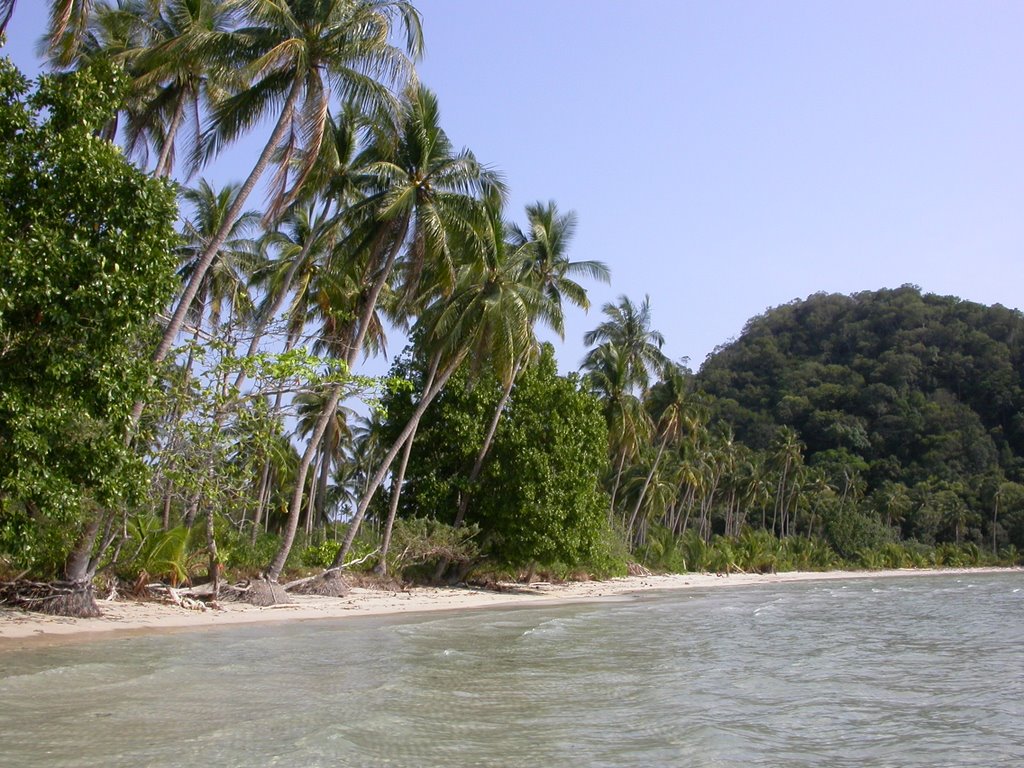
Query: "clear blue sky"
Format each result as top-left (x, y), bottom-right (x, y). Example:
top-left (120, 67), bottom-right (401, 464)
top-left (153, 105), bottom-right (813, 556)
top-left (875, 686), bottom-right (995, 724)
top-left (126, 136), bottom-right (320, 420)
top-left (5, 1), bottom-right (1023, 372)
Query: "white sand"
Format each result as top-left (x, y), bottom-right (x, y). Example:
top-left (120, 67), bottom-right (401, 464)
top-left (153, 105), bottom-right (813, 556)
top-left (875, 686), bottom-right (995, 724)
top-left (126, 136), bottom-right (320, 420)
top-left (1, 567), bottom-right (1017, 648)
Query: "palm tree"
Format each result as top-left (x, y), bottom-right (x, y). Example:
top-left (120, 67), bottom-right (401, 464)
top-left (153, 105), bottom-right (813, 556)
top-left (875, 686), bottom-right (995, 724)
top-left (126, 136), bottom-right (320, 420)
top-left (119, 0), bottom-right (237, 178)
top-left (263, 85), bottom-right (502, 583)
top-left (451, 199), bottom-right (605, 529)
top-left (1, 1), bottom-right (92, 59)
top-left (583, 342), bottom-right (652, 519)
top-left (149, 0), bottom-right (423, 378)
top-left (177, 179), bottom-right (262, 333)
top-left (511, 200), bottom-right (609, 337)
top-left (625, 365), bottom-right (701, 542)
top-left (328, 200), bottom-right (542, 572)
top-left (337, 83), bottom-right (504, 363)
top-left (582, 294), bottom-right (668, 395)
top-left (770, 427), bottom-right (804, 537)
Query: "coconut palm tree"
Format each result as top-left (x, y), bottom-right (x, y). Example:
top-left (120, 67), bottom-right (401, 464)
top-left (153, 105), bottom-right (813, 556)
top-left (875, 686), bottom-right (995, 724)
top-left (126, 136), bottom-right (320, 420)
top-left (119, 0), bottom-right (237, 177)
top-left (328, 200), bottom-right (542, 572)
top-left (177, 179), bottom-right (262, 334)
top-left (262, 85), bottom-right (502, 583)
top-left (450, 200), bottom-right (609, 527)
top-left (1, 1), bottom-right (93, 58)
top-left (150, 0), bottom-right (423, 376)
top-left (583, 342), bottom-right (652, 520)
top-left (582, 294), bottom-right (668, 395)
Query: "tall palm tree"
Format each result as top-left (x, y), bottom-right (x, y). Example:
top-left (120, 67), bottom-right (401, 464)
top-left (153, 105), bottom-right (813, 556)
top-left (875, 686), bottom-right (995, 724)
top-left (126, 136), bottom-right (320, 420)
top-left (119, 0), bottom-right (237, 178)
top-left (511, 200), bottom-right (609, 337)
top-left (451, 200), bottom-right (609, 529)
top-left (263, 85), bottom-right (502, 582)
top-left (625, 365), bottom-right (701, 542)
top-left (177, 179), bottom-right (262, 334)
top-left (328, 202), bottom-right (542, 572)
top-left (583, 342), bottom-right (652, 519)
top-left (582, 294), bottom-right (668, 395)
top-left (149, 0), bottom-right (423, 377)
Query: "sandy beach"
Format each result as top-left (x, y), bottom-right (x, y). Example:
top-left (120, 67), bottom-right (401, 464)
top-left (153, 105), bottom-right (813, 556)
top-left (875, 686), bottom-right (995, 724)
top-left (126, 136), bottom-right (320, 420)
top-left (1, 567), bottom-right (1017, 648)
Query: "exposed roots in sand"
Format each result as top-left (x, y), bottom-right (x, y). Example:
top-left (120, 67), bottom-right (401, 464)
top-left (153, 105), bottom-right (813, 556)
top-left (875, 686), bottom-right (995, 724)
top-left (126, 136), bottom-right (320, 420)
top-left (0, 579), bottom-right (101, 618)
top-left (285, 569), bottom-right (350, 597)
top-left (627, 562), bottom-right (653, 577)
top-left (235, 578), bottom-right (293, 606)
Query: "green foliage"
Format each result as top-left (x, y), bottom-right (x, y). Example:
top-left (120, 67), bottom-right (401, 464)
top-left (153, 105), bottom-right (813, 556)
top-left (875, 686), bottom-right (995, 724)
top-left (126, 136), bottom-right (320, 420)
top-left (824, 508), bottom-right (895, 559)
top-left (0, 56), bottom-right (179, 576)
top-left (699, 287), bottom-right (1024, 549)
top-left (300, 539), bottom-right (342, 569)
top-left (115, 518), bottom-right (199, 586)
top-left (381, 344), bottom-right (616, 572)
top-left (222, 530), bottom-right (288, 575)
top-left (475, 347), bottom-right (615, 569)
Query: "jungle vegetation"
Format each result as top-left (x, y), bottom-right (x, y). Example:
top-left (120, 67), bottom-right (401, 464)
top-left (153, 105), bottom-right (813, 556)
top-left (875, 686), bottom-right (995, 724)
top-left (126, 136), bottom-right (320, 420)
top-left (0, 2), bottom-right (1020, 616)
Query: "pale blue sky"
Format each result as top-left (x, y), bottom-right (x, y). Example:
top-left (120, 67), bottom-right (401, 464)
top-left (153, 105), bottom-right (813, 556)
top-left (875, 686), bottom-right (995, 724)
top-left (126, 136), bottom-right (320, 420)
top-left (5, 1), bottom-right (1023, 372)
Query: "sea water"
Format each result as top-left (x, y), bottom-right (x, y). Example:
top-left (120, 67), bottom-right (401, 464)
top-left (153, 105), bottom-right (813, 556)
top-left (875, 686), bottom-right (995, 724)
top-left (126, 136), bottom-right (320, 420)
top-left (1, 571), bottom-right (1021, 767)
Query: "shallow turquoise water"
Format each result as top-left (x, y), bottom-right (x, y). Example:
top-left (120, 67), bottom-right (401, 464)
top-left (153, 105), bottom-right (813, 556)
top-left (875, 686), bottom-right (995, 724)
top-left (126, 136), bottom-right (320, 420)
top-left (1, 571), bottom-right (1022, 767)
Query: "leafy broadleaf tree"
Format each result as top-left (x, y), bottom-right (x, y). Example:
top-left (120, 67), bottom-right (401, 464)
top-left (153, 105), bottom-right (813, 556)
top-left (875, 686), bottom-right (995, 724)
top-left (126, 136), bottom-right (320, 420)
top-left (0, 56), bottom-right (178, 614)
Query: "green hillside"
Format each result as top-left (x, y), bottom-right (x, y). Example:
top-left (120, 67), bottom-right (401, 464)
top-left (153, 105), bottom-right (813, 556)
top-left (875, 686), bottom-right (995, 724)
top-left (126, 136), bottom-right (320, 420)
top-left (698, 286), bottom-right (1024, 548)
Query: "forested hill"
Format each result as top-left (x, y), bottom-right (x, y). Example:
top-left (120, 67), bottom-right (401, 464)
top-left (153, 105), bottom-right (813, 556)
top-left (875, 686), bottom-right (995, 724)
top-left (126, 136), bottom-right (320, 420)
top-left (697, 286), bottom-right (1024, 491)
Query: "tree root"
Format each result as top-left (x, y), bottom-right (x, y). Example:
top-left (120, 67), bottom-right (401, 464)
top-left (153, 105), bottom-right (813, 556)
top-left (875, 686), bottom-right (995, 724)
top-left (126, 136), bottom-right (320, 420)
top-left (627, 562), bottom-right (653, 577)
top-left (232, 578), bottom-right (293, 606)
top-left (286, 569), bottom-right (349, 597)
top-left (0, 579), bottom-right (101, 618)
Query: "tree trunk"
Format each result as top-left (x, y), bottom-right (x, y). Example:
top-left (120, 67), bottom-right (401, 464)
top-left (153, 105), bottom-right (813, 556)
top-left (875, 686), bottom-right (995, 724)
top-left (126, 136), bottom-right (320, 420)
top-left (154, 92), bottom-right (186, 178)
top-left (625, 436), bottom-right (669, 544)
top-left (332, 351), bottom-right (465, 569)
top-left (453, 360), bottom-right (520, 528)
top-left (264, 381), bottom-right (345, 582)
top-left (314, 416), bottom-right (335, 527)
top-left (375, 426), bottom-right (416, 577)
top-left (130, 71), bottom-right (307, 429)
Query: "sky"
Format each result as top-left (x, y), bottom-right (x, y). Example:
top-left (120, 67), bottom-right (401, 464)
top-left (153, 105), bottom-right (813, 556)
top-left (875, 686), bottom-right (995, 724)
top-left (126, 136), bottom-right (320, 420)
top-left (4, 1), bottom-right (1023, 374)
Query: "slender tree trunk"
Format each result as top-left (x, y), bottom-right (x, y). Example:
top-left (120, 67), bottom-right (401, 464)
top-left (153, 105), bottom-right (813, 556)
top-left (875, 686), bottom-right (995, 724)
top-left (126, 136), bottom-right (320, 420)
top-left (608, 448), bottom-right (627, 521)
top-left (375, 426), bottom-right (416, 577)
top-left (161, 481), bottom-right (174, 531)
top-left (154, 93), bottom-right (186, 178)
top-left (251, 458), bottom-right (272, 543)
top-left (453, 360), bottom-right (521, 528)
top-left (261, 206), bottom-right (414, 582)
top-left (205, 505), bottom-right (220, 600)
top-left (332, 351), bottom-right (465, 569)
top-left (625, 436), bottom-right (669, 544)
top-left (129, 71), bottom-right (307, 430)
top-left (314, 417), bottom-right (335, 526)
top-left (264, 382), bottom-right (344, 582)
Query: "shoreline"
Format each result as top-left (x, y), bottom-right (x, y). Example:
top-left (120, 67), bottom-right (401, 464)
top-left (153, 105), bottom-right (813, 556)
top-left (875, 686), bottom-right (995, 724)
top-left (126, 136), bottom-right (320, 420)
top-left (2, 566), bottom-right (1019, 650)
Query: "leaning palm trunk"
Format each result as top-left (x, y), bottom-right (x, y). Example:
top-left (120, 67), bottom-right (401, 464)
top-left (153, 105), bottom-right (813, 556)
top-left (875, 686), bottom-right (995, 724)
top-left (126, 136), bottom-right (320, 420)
top-left (261, 215), bottom-right (412, 582)
top-left (332, 350), bottom-right (466, 569)
top-left (374, 425), bottom-right (416, 577)
top-left (264, 382), bottom-right (345, 582)
top-left (625, 436), bottom-right (670, 545)
top-left (153, 92), bottom-right (186, 178)
top-left (131, 71), bottom-right (307, 433)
